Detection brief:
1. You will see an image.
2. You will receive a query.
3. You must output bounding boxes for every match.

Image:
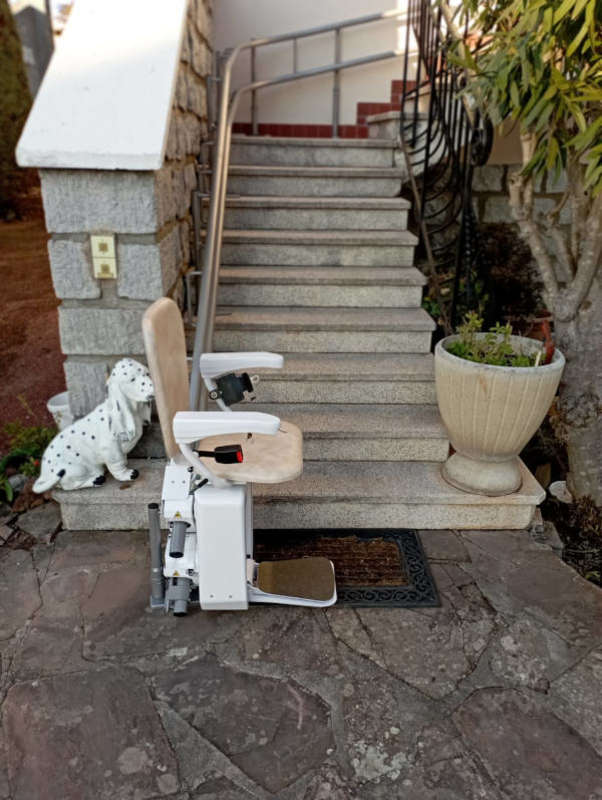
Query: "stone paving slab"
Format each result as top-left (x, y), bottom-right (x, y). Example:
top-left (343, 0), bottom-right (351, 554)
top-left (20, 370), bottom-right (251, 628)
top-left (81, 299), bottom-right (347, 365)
top-left (0, 527), bottom-right (601, 799)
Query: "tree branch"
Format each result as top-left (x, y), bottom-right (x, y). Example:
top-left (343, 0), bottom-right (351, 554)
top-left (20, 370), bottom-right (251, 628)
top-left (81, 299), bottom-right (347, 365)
top-left (555, 192), bottom-right (602, 321)
top-left (508, 169), bottom-right (560, 304)
top-left (545, 192), bottom-right (575, 283)
top-left (549, 228), bottom-right (575, 283)
top-left (567, 159), bottom-right (590, 266)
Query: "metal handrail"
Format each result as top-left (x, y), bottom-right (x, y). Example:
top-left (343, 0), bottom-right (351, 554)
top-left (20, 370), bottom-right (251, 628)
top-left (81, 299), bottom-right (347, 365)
top-left (189, 9), bottom-right (409, 410)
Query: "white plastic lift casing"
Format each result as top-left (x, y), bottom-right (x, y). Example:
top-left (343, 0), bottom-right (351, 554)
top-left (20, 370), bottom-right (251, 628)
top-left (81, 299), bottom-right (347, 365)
top-left (170, 410), bottom-right (280, 610)
top-left (194, 484), bottom-right (248, 610)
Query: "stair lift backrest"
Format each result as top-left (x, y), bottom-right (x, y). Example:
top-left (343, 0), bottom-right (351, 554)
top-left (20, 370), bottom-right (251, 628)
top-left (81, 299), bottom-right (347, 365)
top-left (142, 298), bottom-right (190, 461)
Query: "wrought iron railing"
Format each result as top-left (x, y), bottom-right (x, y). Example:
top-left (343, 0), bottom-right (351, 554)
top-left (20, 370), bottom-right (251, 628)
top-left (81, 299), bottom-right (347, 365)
top-left (398, 0), bottom-right (493, 333)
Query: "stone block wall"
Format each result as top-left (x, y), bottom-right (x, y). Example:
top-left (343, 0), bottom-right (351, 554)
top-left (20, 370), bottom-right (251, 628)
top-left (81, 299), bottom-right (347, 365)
top-left (40, 0), bottom-right (213, 418)
top-left (473, 165), bottom-right (571, 227)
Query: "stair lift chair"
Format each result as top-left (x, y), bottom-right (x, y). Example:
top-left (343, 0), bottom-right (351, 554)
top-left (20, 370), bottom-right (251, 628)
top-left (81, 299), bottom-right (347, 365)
top-left (142, 297), bottom-right (337, 615)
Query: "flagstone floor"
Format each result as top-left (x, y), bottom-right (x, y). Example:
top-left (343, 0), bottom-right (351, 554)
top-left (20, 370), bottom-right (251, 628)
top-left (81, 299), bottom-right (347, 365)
top-left (1, 524), bottom-right (601, 800)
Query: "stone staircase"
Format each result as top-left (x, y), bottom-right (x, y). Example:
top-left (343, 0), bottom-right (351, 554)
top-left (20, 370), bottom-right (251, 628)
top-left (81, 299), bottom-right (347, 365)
top-left (56, 135), bottom-right (544, 531)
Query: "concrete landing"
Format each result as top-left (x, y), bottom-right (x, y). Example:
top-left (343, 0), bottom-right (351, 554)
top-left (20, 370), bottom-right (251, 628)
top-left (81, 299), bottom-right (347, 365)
top-left (2, 525), bottom-right (601, 799)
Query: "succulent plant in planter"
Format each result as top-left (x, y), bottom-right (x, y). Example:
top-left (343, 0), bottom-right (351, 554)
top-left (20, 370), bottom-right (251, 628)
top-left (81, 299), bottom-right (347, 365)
top-left (435, 314), bottom-right (565, 496)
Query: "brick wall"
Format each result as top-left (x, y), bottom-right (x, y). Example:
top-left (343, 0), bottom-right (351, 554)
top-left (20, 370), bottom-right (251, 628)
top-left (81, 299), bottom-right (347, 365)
top-left (40, 0), bottom-right (213, 418)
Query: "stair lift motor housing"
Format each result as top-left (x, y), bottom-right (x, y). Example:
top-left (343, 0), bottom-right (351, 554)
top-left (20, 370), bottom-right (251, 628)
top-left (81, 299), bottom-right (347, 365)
top-left (148, 350), bottom-right (336, 614)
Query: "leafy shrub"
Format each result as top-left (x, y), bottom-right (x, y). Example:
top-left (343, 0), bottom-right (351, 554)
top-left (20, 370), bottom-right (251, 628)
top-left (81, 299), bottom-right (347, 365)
top-left (3, 422), bottom-right (56, 458)
top-left (0, 422), bottom-right (56, 501)
top-left (446, 312), bottom-right (542, 367)
top-left (0, 474), bottom-right (13, 503)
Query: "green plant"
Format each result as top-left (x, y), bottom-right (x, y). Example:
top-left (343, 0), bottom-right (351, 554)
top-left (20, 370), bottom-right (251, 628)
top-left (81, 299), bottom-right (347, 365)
top-left (457, 0), bottom-right (602, 196)
top-left (453, 0), bottom-right (602, 505)
top-left (0, 475), bottom-right (13, 503)
top-left (0, 423), bottom-right (56, 501)
top-left (20, 456), bottom-right (42, 478)
top-left (446, 312), bottom-right (542, 366)
top-left (422, 294), bottom-right (442, 321)
top-left (3, 422), bottom-right (56, 459)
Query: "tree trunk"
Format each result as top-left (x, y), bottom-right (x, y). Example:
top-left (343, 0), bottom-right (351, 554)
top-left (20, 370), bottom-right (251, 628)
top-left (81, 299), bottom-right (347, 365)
top-left (0, 0), bottom-right (32, 215)
top-left (554, 279), bottom-right (602, 505)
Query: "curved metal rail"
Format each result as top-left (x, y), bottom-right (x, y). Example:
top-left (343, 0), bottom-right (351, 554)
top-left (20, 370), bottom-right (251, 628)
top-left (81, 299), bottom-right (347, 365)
top-left (189, 9), bottom-right (409, 410)
top-left (399, 0), bottom-right (492, 333)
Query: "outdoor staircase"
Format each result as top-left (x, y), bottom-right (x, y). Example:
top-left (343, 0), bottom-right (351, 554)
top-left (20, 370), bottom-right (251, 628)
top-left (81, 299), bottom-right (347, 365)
top-left (56, 135), bottom-right (544, 531)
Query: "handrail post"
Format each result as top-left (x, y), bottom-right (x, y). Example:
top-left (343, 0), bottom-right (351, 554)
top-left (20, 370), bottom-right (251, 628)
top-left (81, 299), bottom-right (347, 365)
top-left (189, 46), bottom-right (239, 411)
top-left (250, 43), bottom-right (258, 135)
top-left (332, 28), bottom-right (341, 137)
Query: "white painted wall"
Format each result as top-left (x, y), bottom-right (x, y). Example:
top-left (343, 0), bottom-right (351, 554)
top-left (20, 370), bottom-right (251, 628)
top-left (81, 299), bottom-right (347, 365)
top-left (214, 0), bottom-right (415, 126)
top-left (17, 0), bottom-right (188, 169)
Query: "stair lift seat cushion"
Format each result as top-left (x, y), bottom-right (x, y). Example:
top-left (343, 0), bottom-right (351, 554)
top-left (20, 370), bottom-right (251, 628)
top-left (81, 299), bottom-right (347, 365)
top-left (143, 296), bottom-right (303, 483)
top-left (199, 420), bottom-right (303, 484)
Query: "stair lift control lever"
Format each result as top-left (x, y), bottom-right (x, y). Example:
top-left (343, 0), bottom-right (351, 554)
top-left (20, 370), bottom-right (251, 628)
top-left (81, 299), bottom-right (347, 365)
top-left (210, 372), bottom-right (255, 405)
top-left (200, 352), bottom-right (283, 410)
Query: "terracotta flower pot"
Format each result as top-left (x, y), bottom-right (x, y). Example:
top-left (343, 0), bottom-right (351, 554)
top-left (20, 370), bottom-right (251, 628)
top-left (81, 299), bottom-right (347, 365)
top-left (434, 334), bottom-right (565, 496)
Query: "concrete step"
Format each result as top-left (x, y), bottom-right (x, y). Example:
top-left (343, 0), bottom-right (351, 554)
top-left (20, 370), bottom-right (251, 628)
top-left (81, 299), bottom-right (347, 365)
top-left (252, 352), bottom-right (437, 404)
top-left (55, 458), bottom-right (544, 531)
top-left (212, 195), bottom-right (409, 231)
top-left (230, 135), bottom-right (398, 167)
top-left (249, 402), bottom-right (448, 462)
top-left (254, 459), bottom-right (545, 530)
top-left (211, 306), bottom-right (435, 353)
top-left (367, 110), bottom-right (407, 139)
top-left (223, 165), bottom-right (406, 197)
top-left (367, 111), bottom-right (445, 173)
top-left (252, 353), bottom-right (435, 404)
top-left (132, 355), bottom-right (437, 457)
top-left (218, 228), bottom-right (418, 267)
top-left (217, 266), bottom-right (425, 308)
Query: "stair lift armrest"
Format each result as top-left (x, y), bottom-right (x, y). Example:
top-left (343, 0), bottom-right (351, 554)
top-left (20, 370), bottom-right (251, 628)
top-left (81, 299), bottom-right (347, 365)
top-left (174, 411), bottom-right (281, 489)
top-left (173, 411), bottom-right (281, 443)
top-left (200, 352), bottom-right (283, 382)
top-left (200, 354), bottom-right (284, 410)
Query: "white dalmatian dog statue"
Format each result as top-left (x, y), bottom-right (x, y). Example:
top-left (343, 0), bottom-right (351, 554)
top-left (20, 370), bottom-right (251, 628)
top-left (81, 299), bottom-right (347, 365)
top-left (34, 358), bottom-right (154, 492)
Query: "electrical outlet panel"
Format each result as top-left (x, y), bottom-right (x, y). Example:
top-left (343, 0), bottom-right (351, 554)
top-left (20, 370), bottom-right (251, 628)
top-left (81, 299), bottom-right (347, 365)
top-left (91, 235), bottom-right (115, 258)
top-left (91, 234), bottom-right (117, 279)
top-left (93, 257), bottom-right (117, 279)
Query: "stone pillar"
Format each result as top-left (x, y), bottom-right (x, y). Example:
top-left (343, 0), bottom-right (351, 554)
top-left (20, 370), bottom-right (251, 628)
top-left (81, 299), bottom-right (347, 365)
top-left (20, 0), bottom-right (213, 418)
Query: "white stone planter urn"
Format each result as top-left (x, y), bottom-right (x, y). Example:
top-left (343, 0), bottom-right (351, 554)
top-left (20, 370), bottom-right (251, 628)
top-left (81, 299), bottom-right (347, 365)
top-left (435, 334), bottom-right (565, 496)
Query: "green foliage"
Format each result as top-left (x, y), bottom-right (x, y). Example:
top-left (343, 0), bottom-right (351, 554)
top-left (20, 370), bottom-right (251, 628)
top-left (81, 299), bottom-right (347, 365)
top-left (422, 294), bottom-right (442, 320)
top-left (454, 0), bottom-right (602, 194)
top-left (0, 475), bottom-right (13, 503)
top-left (3, 422), bottom-right (56, 459)
top-left (446, 311), bottom-right (542, 365)
top-left (0, 423), bottom-right (56, 501)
